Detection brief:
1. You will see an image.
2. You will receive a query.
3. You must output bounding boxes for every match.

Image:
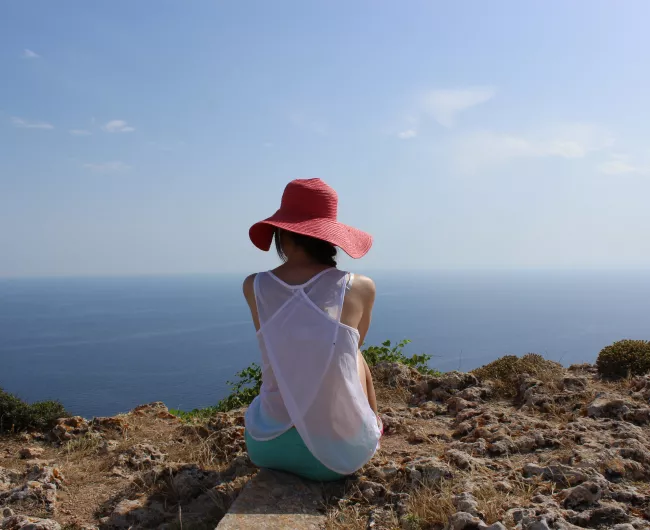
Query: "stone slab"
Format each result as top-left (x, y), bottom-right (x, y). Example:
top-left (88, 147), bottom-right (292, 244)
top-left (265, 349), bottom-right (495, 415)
top-left (216, 469), bottom-right (326, 530)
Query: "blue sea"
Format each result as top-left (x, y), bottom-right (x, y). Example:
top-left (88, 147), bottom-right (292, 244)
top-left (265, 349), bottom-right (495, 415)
top-left (1, 271), bottom-right (649, 418)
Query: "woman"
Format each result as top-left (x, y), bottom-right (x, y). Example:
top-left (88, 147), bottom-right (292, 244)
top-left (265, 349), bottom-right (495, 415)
top-left (243, 178), bottom-right (382, 482)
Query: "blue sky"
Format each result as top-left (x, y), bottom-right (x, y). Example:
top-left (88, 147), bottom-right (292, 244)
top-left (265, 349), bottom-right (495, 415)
top-left (1, 1), bottom-right (650, 277)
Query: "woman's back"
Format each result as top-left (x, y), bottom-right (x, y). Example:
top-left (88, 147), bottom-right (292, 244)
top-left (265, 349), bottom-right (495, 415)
top-left (244, 267), bottom-right (381, 475)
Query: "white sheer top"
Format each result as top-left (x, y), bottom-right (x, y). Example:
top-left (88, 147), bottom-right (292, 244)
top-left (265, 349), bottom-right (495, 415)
top-left (245, 268), bottom-right (381, 475)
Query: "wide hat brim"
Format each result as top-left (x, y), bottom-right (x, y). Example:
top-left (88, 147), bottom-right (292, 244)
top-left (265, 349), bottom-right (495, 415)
top-left (249, 213), bottom-right (373, 259)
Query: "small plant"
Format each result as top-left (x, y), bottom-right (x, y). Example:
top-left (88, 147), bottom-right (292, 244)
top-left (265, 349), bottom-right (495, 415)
top-left (0, 387), bottom-right (68, 433)
top-left (596, 339), bottom-right (650, 379)
top-left (174, 339), bottom-right (439, 421)
top-left (172, 363), bottom-right (263, 420)
top-left (362, 339), bottom-right (439, 376)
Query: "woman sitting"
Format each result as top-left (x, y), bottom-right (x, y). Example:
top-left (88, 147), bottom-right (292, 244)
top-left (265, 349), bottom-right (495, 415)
top-left (243, 178), bottom-right (382, 482)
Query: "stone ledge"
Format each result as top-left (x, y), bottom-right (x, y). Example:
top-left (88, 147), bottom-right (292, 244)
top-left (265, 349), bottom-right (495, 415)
top-left (216, 469), bottom-right (326, 530)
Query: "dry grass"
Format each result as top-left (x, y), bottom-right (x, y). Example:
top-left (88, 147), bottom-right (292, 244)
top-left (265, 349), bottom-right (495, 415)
top-left (405, 478), bottom-right (458, 528)
top-left (325, 504), bottom-right (372, 530)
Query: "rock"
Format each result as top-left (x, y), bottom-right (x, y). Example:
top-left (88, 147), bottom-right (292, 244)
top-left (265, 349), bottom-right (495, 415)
top-left (625, 408), bottom-right (650, 425)
top-left (18, 447), bottom-right (44, 460)
top-left (50, 416), bottom-right (90, 442)
top-left (453, 492), bottom-right (482, 517)
top-left (449, 511), bottom-right (488, 530)
top-left (438, 372), bottom-right (480, 391)
top-left (98, 439), bottom-right (119, 454)
top-left (106, 497), bottom-right (165, 529)
top-left (587, 394), bottom-right (633, 419)
top-left (457, 385), bottom-right (492, 402)
top-left (359, 480), bottom-right (386, 503)
top-left (0, 468), bottom-right (22, 492)
top-left (0, 465), bottom-right (64, 512)
top-left (562, 376), bottom-right (588, 391)
top-left (91, 416), bottom-right (128, 432)
top-left (568, 502), bottom-right (630, 527)
top-left (0, 515), bottom-right (61, 530)
top-left (132, 401), bottom-right (170, 416)
top-left (168, 464), bottom-right (221, 502)
top-left (612, 525), bottom-right (636, 530)
top-left (446, 449), bottom-right (483, 470)
top-left (561, 481), bottom-right (602, 509)
top-left (404, 456), bottom-right (452, 485)
top-left (367, 462), bottom-right (400, 482)
top-left (447, 397), bottom-right (477, 415)
top-left (522, 463), bottom-right (594, 486)
top-left (523, 520), bottom-right (551, 530)
top-left (228, 454), bottom-right (256, 477)
top-left (372, 362), bottom-right (420, 388)
top-left (117, 443), bottom-right (165, 468)
top-left (486, 524), bottom-right (507, 530)
top-left (216, 469), bottom-right (324, 530)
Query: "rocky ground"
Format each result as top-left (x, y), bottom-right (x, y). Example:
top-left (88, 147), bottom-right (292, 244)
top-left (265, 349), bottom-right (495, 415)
top-left (2, 360), bottom-right (650, 530)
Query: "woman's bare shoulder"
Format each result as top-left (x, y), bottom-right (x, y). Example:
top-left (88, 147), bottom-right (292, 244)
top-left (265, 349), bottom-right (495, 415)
top-left (242, 273), bottom-right (258, 299)
top-left (351, 274), bottom-right (376, 300)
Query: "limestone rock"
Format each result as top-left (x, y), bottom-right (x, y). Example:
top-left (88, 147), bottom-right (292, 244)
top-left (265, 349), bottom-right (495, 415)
top-left (372, 362), bottom-right (420, 388)
top-left (216, 469), bottom-right (324, 530)
top-left (18, 447), bottom-right (44, 460)
top-left (0, 515), bottom-right (61, 530)
top-left (561, 481), bottom-right (602, 509)
top-left (117, 443), bottom-right (166, 468)
top-left (404, 456), bottom-right (452, 485)
top-left (449, 511), bottom-right (488, 530)
top-left (587, 394), bottom-right (633, 419)
top-left (453, 492), bottom-right (482, 517)
top-left (50, 416), bottom-right (90, 442)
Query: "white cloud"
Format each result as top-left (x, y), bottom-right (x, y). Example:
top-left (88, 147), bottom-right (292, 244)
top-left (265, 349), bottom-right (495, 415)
top-left (11, 117), bottom-right (54, 129)
top-left (423, 87), bottom-right (496, 127)
top-left (103, 120), bottom-right (135, 133)
top-left (69, 129), bottom-right (92, 136)
top-left (83, 161), bottom-right (131, 173)
top-left (450, 123), bottom-right (614, 173)
top-left (398, 129), bottom-right (417, 139)
top-left (598, 155), bottom-right (648, 176)
top-left (22, 49), bottom-right (40, 59)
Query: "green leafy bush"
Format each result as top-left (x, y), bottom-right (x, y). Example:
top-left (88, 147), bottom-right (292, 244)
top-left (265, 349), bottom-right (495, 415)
top-left (0, 388), bottom-right (68, 433)
top-left (596, 339), bottom-right (650, 379)
top-left (173, 339), bottom-right (439, 420)
top-left (471, 353), bottom-right (564, 397)
top-left (362, 339), bottom-right (439, 376)
top-left (172, 363), bottom-right (262, 420)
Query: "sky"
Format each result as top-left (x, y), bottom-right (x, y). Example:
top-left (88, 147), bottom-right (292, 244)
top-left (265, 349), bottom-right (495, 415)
top-left (1, 1), bottom-right (650, 277)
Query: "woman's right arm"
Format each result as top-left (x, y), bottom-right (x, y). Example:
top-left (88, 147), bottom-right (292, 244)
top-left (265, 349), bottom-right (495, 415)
top-left (242, 273), bottom-right (260, 332)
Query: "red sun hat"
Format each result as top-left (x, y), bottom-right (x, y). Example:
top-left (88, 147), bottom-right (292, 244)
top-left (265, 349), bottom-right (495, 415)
top-left (249, 178), bottom-right (373, 259)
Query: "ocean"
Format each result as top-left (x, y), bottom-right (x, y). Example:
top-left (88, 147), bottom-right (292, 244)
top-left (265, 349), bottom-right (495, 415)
top-left (1, 271), bottom-right (649, 418)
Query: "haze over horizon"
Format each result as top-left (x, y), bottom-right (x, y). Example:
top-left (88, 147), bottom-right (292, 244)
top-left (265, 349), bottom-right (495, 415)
top-left (2, 1), bottom-right (650, 278)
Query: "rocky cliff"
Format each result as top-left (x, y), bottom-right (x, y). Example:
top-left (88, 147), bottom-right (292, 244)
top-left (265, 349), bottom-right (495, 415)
top-left (2, 360), bottom-right (650, 530)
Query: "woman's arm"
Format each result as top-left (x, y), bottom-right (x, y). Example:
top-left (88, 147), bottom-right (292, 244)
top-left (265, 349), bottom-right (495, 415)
top-left (242, 273), bottom-right (260, 331)
top-left (362, 354), bottom-right (378, 414)
top-left (353, 275), bottom-right (378, 414)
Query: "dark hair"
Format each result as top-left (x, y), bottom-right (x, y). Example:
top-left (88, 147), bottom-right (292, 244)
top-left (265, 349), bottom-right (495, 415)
top-left (274, 228), bottom-right (337, 267)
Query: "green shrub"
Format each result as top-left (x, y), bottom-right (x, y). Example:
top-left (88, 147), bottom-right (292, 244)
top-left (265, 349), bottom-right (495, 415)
top-left (596, 339), bottom-right (650, 379)
top-left (0, 388), bottom-right (68, 433)
top-left (471, 353), bottom-right (564, 397)
top-left (173, 339), bottom-right (439, 421)
top-left (362, 339), bottom-right (439, 376)
top-left (172, 363), bottom-right (263, 420)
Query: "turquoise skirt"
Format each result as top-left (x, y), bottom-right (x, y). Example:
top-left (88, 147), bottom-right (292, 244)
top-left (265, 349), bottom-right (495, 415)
top-left (245, 428), bottom-right (347, 482)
